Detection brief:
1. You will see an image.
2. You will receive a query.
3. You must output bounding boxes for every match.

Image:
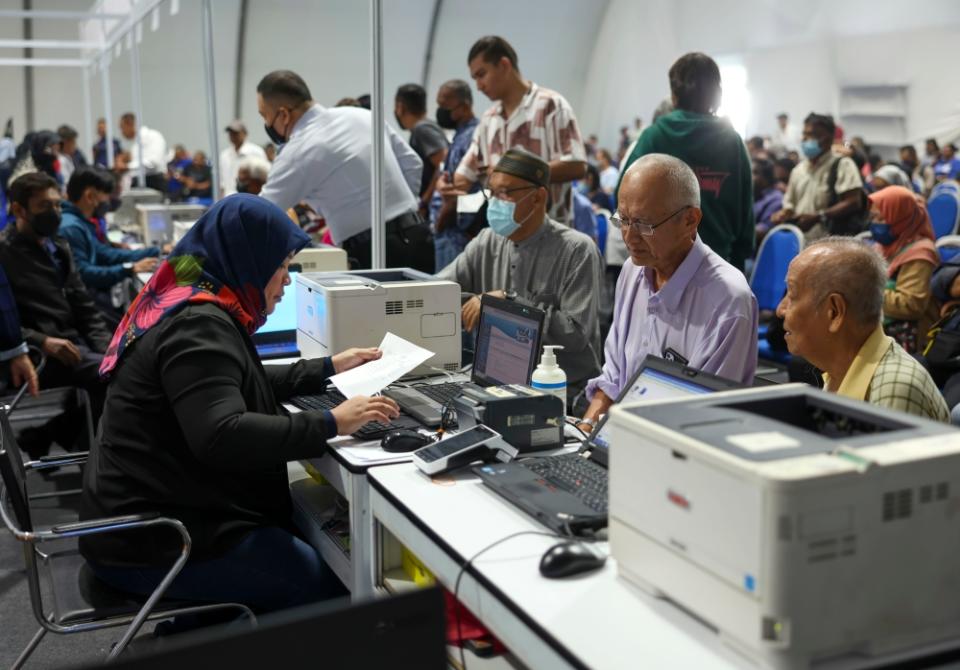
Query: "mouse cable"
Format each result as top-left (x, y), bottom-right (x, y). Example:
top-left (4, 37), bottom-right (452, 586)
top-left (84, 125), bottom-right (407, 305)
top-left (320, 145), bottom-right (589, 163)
top-left (453, 530), bottom-right (560, 670)
top-left (451, 529), bottom-right (604, 669)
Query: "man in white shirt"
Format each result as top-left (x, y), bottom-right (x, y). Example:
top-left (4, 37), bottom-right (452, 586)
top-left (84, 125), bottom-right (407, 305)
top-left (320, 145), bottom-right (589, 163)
top-left (257, 70), bottom-right (433, 272)
top-left (219, 120), bottom-right (267, 198)
top-left (116, 112), bottom-right (167, 192)
top-left (770, 112), bottom-right (800, 158)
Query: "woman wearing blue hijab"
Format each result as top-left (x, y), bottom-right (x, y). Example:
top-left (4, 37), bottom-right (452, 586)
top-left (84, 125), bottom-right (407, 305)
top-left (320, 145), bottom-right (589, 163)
top-left (79, 195), bottom-right (398, 617)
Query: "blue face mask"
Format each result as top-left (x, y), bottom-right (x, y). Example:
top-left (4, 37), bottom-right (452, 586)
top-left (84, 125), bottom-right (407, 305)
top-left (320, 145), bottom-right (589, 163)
top-left (869, 222), bottom-right (897, 245)
top-left (801, 139), bottom-right (823, 160)
top-left (487, 191), bottom-right (535, 237)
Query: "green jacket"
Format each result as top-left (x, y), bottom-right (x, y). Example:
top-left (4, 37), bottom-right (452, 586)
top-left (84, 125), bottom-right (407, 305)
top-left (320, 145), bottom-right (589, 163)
top-left (618, 110), bottom-right (754, 272)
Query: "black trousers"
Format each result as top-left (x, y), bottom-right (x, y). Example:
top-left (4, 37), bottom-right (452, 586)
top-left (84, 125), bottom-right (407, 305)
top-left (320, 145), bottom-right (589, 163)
top-left (341, 211), bottom-right (435, 273)
top-left (38, 343), bottom-right (105, 450)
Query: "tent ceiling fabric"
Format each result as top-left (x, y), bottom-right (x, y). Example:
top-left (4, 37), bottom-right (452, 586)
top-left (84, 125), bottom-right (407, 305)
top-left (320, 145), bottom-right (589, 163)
top-left (0, 0), bottom-right (956, 160)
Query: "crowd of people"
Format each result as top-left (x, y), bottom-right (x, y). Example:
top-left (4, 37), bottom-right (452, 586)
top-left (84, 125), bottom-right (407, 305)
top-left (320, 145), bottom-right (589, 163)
top-left (1, 33), bottom-right (959, 635)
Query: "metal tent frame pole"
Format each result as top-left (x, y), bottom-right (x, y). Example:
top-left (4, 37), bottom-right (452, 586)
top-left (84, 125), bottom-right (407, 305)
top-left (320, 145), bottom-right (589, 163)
top-left (370, 0), bottom-right (385, 269)
top-left (129, 33), bottom-right (146, 188)
top-left (81, 64), bottom-right (92, 160)
top-left (201, 0), bottom-right (221, 201)
top-left (99, 59), bottom-right (115, 168)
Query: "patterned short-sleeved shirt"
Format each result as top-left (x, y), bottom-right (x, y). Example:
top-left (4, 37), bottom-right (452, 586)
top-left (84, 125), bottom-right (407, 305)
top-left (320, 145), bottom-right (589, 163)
top-left (824, 326), bottom-right (949, 423)
top-left (455, 83), bottom-right (586, 219)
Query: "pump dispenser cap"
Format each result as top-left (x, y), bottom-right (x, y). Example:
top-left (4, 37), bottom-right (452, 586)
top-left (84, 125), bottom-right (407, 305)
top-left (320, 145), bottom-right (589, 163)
top-left (540, 345), bottom-right (564, 367)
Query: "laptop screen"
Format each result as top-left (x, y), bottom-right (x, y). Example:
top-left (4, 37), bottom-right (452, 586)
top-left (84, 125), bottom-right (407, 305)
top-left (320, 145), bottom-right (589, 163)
top-left (589, 365), bottom-right (718, 452)
top-left (473, 301), bottom-right (542, 386)
top-left (257, 271), bottom-right (299, 336)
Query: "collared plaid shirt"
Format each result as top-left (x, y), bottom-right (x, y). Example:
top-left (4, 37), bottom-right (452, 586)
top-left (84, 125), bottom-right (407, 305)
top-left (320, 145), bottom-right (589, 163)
top-left (825, 325), bottom-right (949, 423)
top-left (455, 82), bottom-right (586, 220)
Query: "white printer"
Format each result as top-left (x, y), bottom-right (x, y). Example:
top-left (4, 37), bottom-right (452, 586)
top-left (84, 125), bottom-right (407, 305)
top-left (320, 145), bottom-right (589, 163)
top-left (292, 247), bottom-right (348, 273)
top-left (296, 269), bottom-right (461, 377)
top-left (133, 203), bottom-right (206, 245)
top-left (607, 384), bottom-right (960, 669)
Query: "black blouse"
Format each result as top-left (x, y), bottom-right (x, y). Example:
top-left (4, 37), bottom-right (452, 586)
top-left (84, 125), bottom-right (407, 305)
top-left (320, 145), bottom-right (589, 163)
top-left (80, 303), bottom-right (335, 568)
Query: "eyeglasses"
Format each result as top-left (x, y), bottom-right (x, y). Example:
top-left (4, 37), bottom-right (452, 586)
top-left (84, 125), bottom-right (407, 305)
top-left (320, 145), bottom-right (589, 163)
top-left (610, 206), bottom-right (689, 236)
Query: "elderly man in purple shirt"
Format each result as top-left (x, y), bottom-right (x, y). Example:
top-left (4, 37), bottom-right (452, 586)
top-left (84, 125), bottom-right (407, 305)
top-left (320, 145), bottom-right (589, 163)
top-left (579, 153), bottom-right (758, 431)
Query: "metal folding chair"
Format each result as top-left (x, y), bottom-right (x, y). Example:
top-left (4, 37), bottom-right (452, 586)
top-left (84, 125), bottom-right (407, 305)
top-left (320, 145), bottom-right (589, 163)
top-left (0, 371), bottom-right (255, 667)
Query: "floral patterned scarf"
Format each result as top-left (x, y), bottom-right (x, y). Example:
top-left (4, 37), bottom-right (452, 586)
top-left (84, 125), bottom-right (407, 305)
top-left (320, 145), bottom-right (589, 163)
top-left (100, 194), bottom-right (310, 378)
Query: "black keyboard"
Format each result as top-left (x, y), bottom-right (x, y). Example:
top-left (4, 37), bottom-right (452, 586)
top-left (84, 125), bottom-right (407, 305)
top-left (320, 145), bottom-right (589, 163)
top-left (290, 391), bottom-right (420, 440)
top-left (291, 390), bottom-right (345, 412)
top-left (523, 454), bottom-right (608, 514)
top-left (416, 382), bottom-right (466, 406)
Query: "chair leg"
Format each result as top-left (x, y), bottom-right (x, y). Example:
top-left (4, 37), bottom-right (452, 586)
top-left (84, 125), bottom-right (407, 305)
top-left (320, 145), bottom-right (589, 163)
top-left (12, 625), bottom-right (47, 670)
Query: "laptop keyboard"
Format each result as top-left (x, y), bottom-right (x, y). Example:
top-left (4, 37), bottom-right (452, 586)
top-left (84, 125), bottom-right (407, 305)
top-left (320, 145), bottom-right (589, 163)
top-left (415, 382), bottom-right (466, 406)
top-left (523, 454), bottom-right (608, 514)
top-left (290, 391), bottom-right (420, 440)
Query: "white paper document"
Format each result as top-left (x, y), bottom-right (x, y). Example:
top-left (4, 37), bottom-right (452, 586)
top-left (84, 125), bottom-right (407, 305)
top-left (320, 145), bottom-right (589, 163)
top-left (329, 332), bottom-right (434, 398)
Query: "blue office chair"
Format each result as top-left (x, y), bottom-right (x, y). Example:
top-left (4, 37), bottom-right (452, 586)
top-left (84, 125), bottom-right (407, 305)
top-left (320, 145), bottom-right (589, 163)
top-left (595, 209), bottom-right (610, 259)
top-left (932, 181), bottom-right (959, 197)
top-left (751, 224), bottom-right (802, 365)
top-left (936, 235), bottom-right (960, 263)
top-left (928, 191), bottom-right (960, 239)
top-left (750, 224), bottom-right (804, 313)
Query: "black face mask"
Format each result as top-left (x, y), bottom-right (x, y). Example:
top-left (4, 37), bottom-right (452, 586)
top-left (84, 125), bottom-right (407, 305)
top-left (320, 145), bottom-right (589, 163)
top-left (264, 110), bottom-right (288, 146)
top-left (93, 201), bottom-right (110, 220)
top-left (29, 209), bottom-right (61, 237)
top-left (436, 106), bottom-right (457, 130)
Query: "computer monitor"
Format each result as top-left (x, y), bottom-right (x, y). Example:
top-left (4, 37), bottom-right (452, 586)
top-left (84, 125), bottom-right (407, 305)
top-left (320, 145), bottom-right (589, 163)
top-left (135, 204), bottom-right (207, 246)
top-left (472, 295), bottom-right (545, 387)
top-left (95, 588), bottom-right (447, 670)
top-left (253, 271), bottom-right (300, 359)
top-left (589, 356), bottom-right (742, 453)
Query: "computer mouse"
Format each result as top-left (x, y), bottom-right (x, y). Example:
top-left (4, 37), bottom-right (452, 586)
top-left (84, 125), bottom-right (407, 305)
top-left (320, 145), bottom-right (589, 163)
top-left (538, 541), bottom-right (606, 579)
top-left (380, 429), bottom-right (432, 453)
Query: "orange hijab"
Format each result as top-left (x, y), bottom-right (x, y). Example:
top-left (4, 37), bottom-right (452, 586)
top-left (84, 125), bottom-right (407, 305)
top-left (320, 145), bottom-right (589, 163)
top-left (869, 185), bottom-right (938, 277)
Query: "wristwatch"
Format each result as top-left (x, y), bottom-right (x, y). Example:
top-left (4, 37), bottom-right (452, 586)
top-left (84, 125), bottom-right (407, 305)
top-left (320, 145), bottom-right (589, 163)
top-left (504, 290), bottom-right (518, 301)
top-left (579, 417), bottom-right (598, 430)
top-left (122, 262), bottom-right (134, 276)
top-left (818, 209), bottom-right (828, 225)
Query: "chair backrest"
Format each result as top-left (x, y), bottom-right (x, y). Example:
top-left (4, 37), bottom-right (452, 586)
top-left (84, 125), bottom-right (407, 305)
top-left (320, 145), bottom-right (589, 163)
top-left (932, 181), bottom-right (959, 197)
top-left (936, 235), bottom-right (960, 263)
top-left (750, 224), bottom-right (804, 312)
top-left (595, 209), bottom-right (610, 258)
top-left (928, 191), bottom-right (960, 239)
top-left (0, 410), bottom-right (32, 533)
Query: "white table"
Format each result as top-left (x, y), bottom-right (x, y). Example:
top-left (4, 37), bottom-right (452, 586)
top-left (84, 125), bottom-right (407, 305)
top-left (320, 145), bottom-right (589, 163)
top-left (287, 371), bottom-right (470, 598)
top-left (367, 463), bottom-right (749, 670)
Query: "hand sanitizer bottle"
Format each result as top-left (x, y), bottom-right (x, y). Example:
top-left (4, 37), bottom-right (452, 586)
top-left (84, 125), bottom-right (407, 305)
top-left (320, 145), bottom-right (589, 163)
top-left (531, 345), bottom-right (567, 409)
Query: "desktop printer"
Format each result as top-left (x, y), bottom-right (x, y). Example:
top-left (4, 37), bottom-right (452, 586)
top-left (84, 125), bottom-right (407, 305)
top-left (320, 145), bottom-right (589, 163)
top-left (133, 203), bottom-right (206, 245)
top-left (112, 187), bottom-right (163, 228)
top-left (453, 384), bottom-right (564, 452)
top-left (606, 384), bottom-right (960, 669)
top-left (296, 269), bottom-right (460, 377)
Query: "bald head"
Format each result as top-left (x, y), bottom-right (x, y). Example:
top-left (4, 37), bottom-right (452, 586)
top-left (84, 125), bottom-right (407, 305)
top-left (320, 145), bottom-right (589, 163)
top-left (799, 237), bottom-right (887, 326)
top-left (619, 153), bottom-right (701, 211)
top-left (615, 153), bottom-right (704, 273)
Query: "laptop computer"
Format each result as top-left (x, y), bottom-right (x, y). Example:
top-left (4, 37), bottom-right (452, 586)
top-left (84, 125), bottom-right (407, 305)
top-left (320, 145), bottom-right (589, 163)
top-left (386, 295), bottom-right (546, 414)
top-left (473, 356), bottom-right (743, 535)
top-left (253, 270), bottom-right (300, 360)
top-left (290, 295), bottom-right (544, 438)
